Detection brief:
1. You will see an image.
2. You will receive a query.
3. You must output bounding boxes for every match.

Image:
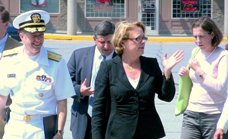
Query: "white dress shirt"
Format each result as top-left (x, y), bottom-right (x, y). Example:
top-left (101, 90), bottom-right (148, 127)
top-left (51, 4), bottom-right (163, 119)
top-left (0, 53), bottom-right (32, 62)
top-left (88, 47), bottom-right (113, 116)
top-left (0, 34), bottom-right (8, 53)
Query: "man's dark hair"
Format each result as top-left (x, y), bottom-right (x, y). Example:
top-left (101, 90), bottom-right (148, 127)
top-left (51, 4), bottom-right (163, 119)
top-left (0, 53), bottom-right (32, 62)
top-left (0, 5), bottom-right (10, 23)
top-left (94, 20), bottom-right (115, 36)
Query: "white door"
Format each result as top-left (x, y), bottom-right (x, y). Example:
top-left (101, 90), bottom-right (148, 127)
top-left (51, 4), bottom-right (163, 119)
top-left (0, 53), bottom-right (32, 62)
top-left (138, 0), bottom-right (159, 35)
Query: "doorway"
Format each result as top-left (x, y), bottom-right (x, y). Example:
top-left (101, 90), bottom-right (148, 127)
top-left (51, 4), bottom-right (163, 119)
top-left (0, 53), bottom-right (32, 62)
top-left (139, 0), bottom-right (159, 35)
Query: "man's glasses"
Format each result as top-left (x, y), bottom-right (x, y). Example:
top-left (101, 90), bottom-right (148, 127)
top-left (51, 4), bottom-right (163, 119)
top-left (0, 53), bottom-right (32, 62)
top-left (127, 36), bottom-right (148, 44)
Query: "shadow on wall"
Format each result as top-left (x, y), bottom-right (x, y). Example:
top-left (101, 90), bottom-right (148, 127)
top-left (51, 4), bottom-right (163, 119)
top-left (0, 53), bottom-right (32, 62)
top-left (46, 21), bottom-right (56, 33)
top-left (159, 13), bottom-right (193, 36)
top-left (77, 2), bottom-right (94, 35)
top-left (178, 18), bottom-right (194, 35)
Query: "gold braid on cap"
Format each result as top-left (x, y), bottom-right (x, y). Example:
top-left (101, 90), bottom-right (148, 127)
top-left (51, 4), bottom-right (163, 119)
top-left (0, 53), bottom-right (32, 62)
top-left (19, 13), bottom-right (45, 29)
top-left (23, 27), bottom-right (46, 33)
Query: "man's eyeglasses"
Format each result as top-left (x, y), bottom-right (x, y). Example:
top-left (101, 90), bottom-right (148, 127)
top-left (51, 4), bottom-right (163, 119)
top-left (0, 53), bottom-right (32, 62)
top-left (127, 36), bottom-right (148, 44)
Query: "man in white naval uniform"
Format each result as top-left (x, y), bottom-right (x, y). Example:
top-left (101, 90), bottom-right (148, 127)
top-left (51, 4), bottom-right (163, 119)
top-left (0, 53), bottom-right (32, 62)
top-left (0, 10), bottom-right (74, 139)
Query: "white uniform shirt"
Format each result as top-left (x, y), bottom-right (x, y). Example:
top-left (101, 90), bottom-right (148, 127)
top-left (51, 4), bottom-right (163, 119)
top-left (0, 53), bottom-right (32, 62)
top-left (0, 46), bottom-right (74, 115)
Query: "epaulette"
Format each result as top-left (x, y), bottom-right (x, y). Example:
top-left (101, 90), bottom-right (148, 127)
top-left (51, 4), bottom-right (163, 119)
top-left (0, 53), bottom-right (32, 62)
top-left (48, 51), bottom-right (62, 62)
top-left (3, 47), bottom-right (19, 57)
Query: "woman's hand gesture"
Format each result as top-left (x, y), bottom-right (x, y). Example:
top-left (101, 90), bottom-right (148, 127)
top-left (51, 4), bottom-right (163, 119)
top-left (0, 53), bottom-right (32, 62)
top-left (163, 50), bottom-right (184, 79)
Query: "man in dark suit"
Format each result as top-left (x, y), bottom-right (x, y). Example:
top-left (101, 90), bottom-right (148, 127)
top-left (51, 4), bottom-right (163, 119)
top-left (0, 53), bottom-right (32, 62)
top-left (0, 5), bottom-right (21, 139)
top-left (0, 5), bottom-right (21, 58)
top-left (67, 20), bottom-right (115, 139)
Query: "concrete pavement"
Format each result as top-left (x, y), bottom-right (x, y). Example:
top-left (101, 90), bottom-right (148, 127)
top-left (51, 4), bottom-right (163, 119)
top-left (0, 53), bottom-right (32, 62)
top-left (43, 39), bottom-right (227, 139)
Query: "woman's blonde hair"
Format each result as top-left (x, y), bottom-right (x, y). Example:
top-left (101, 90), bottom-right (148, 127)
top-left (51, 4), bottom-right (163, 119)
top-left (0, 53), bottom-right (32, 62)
top-left (111, 21), bottom-right (145, 55)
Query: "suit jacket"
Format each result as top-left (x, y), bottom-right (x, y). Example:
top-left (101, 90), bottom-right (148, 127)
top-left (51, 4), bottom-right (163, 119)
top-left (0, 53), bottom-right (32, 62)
top-left (67, 46), bottom-right (115, 139)
top-left (0, 37), bottom-right (21, 58)
top-left (92, 55), bottom-right (176, 139)
top-left (0, 36), bottom-right (21, 139)
top-left (4, 37), bottom-right (21, 51)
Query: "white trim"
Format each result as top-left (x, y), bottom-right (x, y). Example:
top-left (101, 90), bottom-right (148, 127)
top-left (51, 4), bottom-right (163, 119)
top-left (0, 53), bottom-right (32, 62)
top-left (85, 0), bottom-right (126, 18)
top-left (171, 0), bottom-right (212, 19)
top-left (224, 0), bottom-right (228, 36)
top-left (138, 0), bottom-right (159, 35)
top-left (155, 0), bottom-right (159, 35)
top-left (19, 0), bottom-right (60, 14)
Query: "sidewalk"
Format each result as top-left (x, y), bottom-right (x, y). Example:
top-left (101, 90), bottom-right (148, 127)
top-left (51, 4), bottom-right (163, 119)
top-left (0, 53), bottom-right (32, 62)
top-left (44, 33), bottom-right (228, 42)
top-left (47, 40), bottom-right (193, 139)
top-left (45, 39), bottom-right (226, 139)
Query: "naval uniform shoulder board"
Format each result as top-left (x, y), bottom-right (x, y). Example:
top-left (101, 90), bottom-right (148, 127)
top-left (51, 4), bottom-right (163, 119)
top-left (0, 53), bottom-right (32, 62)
top-left (3, 47), bottom-right (19, 57)
top-left (48, 51), bottom-right (62, 62)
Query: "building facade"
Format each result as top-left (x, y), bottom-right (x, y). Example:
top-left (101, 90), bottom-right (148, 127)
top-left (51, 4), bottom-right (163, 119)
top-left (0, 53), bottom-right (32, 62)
top-left (0, 0), bottom-right (226, 36)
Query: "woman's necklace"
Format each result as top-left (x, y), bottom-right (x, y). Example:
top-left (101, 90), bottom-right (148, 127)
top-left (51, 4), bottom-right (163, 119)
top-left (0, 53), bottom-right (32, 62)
top-left (127, 64), bottom-right (135, 72)
top-left (123, 62), bottom-right (137, 73)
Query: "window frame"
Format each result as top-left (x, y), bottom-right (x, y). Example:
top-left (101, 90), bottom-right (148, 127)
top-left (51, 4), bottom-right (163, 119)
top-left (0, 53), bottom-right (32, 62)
top-left (19, 0), bottom-right (60, 14)
top-left (85, 0), bottom-right (126, 18)
top-left (171, 0), bottom-right (212, 19)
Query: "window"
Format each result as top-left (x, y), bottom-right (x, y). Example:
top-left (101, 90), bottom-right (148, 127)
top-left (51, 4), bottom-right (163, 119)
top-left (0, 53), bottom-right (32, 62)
top-left (20, 0), bottom-right (60, 13)
top-left (86, 0), bottom-right (125, 18)
top-left (172, 0), bottom-right (211, 18)
top-left (141, 0), bottom-right (156, 30)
